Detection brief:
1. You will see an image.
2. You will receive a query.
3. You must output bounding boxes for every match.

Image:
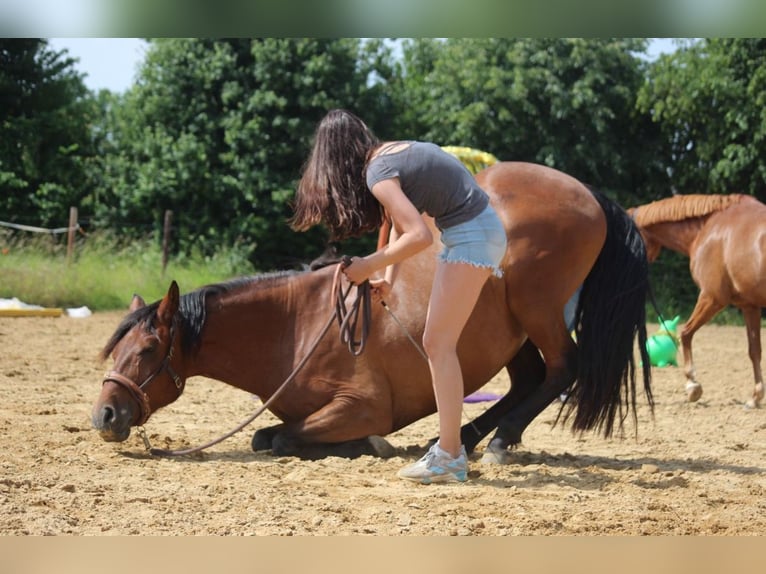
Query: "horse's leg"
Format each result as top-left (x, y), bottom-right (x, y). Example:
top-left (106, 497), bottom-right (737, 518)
top-left (459, 338), bottom-right (546, 454)
top-left (742, 306), bottom-right (764, 409)
top-left (483, 320), bottom-right (578, 463)
top-left (269, 395), bottom-right (396, 459)
top-left (271, 434), bottom-right (395, 460)
top-left (680, 292), bottom-right (724, 402)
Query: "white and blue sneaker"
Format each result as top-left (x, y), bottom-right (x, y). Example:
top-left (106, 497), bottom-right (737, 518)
top-left (397, 443), bottom-right (468, 484)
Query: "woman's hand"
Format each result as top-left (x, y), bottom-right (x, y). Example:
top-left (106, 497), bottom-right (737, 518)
top-left (342, 257), bottom-right (374, 285)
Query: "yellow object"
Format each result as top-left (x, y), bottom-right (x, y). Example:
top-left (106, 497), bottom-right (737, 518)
top-left (0, 308), bottom-right (63, 317)
top-left (441, 146), bottom-right (499, 175)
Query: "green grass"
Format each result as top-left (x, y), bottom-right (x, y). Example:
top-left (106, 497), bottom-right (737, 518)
top-left (0, 232), bottom-right (255, 311)
top-left (2, 231), bottom-right (758, 325)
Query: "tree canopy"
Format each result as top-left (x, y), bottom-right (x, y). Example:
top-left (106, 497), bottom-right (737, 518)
top-left (638, 38), bottom-right (766, 202)
top-left (3, 37), bottom-right (765, 314)
top-left (0, 39), bottom-right (98, 226)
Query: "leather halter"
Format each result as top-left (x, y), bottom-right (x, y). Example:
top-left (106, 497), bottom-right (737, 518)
top-left (101, 325), bottom-right (184, 426)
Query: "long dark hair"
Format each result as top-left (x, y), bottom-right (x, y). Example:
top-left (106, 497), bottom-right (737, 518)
top-left (290, 109), bottom-right (384, 240)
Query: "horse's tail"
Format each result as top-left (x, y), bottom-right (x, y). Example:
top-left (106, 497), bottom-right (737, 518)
top-left (567, 189), bottom-right (654, 437)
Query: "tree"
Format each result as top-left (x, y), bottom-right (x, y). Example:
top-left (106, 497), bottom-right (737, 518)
top-left (637, 38), bottom-right (766, 202)
top-left (0, 39), bottom-right (97, 226)
top-left (96, 38), bottom-right (392, 270)
top-left (391, 38), bottom-right (666, 204)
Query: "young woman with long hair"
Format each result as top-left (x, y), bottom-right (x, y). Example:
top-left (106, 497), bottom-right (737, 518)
top-left (291, 109), bottom-right (507, 484)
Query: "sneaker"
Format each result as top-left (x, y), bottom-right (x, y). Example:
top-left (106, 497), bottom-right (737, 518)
top-left (397, 443), bottom-right (468, 484)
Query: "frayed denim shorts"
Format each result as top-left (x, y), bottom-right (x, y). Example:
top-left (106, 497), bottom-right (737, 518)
top-left (438, 204), bottom-right (507, 277)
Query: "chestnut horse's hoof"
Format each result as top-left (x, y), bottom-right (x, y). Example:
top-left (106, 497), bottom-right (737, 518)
top-left (746, 382), bottom-right (765, 409)
top-left (685, 381), bottom-right (703, 402)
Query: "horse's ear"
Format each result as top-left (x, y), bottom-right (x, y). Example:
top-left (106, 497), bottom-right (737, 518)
top-left (129, 294), bottom-right (146, 312)
top-left (157, 281), bottom-right (180, 325)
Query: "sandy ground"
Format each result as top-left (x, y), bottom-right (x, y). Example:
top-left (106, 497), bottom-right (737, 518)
top-left (1, 310), bottom-right (764, 536)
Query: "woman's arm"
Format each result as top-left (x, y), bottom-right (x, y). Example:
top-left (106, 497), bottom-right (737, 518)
top-left (384, 222), bottom-right (401, 285)
top-left (342, 177), bottom-right (432, 284)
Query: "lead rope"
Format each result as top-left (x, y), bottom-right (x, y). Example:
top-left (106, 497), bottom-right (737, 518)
top-left (335, 257), bottom-right (371, 356)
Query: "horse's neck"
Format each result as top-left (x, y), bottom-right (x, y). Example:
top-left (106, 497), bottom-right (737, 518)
top-left (647, 219), bottom-right (706, 256)
top-left (186, 271), bottom-right (329, 394)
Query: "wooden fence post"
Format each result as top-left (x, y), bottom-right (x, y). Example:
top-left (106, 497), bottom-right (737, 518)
top-left (66, 206), bottom-right (77, 265)
top-left (162, 210), bottom-right (173, 276)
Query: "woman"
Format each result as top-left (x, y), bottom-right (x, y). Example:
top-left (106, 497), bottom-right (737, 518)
top-left (290, 109), bottom-right (507, 484)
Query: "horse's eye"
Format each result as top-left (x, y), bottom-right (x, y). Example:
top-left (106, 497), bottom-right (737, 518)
top-left (139, 344), bottom-right (158, 356)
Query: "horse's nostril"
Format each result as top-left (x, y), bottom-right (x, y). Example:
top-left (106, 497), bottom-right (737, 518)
top-left (101, 405), bottom-right (115, 425)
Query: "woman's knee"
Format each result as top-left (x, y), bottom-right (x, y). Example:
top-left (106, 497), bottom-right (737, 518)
top-left (422, 328), bottom-right (458, 360)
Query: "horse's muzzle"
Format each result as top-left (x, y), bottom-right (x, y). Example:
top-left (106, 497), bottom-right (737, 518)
top-left (92, 404), bottom-right (132, 442)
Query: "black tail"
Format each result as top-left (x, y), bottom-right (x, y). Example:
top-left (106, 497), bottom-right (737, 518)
top-left (567, 189), bottom-right (654, 436)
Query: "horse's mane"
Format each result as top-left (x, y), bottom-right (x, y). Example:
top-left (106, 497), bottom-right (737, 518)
top-left (633, 194), bottom-right (748, 227)
top-left (99, 271), bottom-right (300, 361)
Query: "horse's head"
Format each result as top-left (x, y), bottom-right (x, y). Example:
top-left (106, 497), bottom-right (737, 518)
top-left (91, 281), bottom-right (186, 442)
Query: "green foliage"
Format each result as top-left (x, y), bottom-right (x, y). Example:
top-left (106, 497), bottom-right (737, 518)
top-left (94, 38), bottom-right (391, 271)
top-left (3, 38), bottom-right (764, 320)
top-left (633, 38), bottom-right (766, 321)
top-left (0, 231), bottom-right (254, 310)
top-left (390, 38), bottom-right (667, 204)
top-left (638, 38), bottom-right (766, 202)
top-left (0, 39), bottom-right (99, 226)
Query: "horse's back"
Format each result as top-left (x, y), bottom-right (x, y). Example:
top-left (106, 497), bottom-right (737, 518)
top-left (476, 162), bottom-right (606, 306)
top-left (477, 162), bottom-right (601, 218)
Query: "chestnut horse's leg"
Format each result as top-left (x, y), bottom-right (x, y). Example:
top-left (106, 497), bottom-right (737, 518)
top-left (680, 291), bottom-right (725, 402)
top-left (742, 306), bottom-right (764, 409)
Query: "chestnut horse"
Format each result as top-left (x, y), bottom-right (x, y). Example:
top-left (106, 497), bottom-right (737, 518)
top-left (91, 162), bottom-right (653, 460)
top-left (630, 194), bottom-right (766, 408)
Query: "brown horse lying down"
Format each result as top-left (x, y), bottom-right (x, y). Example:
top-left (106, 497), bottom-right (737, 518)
top-left (91, 162), bottom-right (653, 460)
top-left (630, 194), bottom-right (766, 408)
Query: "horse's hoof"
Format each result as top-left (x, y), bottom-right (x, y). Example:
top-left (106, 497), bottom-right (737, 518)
top-left (750, 383), bottom-right (764, 408)
top-left (271, 434), bottom-right (299, 456)
top-left (367, 435), bottom-right (395, 458)
top-left (685, 381), bottom-right (703, 402)
top-left (744, 385), bottom-right (761, 409)
top-left (480, 446), bottom-right (511, 465)
top-left (251, 430), bottom-right (273, 452)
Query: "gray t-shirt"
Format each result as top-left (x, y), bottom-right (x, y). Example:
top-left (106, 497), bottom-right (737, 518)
top-left (365, 141), bottom-right (489, 230)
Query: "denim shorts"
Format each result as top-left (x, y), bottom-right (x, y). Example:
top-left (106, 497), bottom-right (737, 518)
top-left (438, 204), bottom-right (507, 277)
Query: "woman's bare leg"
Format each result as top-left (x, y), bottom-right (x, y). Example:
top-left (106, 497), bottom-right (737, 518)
top-left (423, 261), bottom-right (492, 457)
